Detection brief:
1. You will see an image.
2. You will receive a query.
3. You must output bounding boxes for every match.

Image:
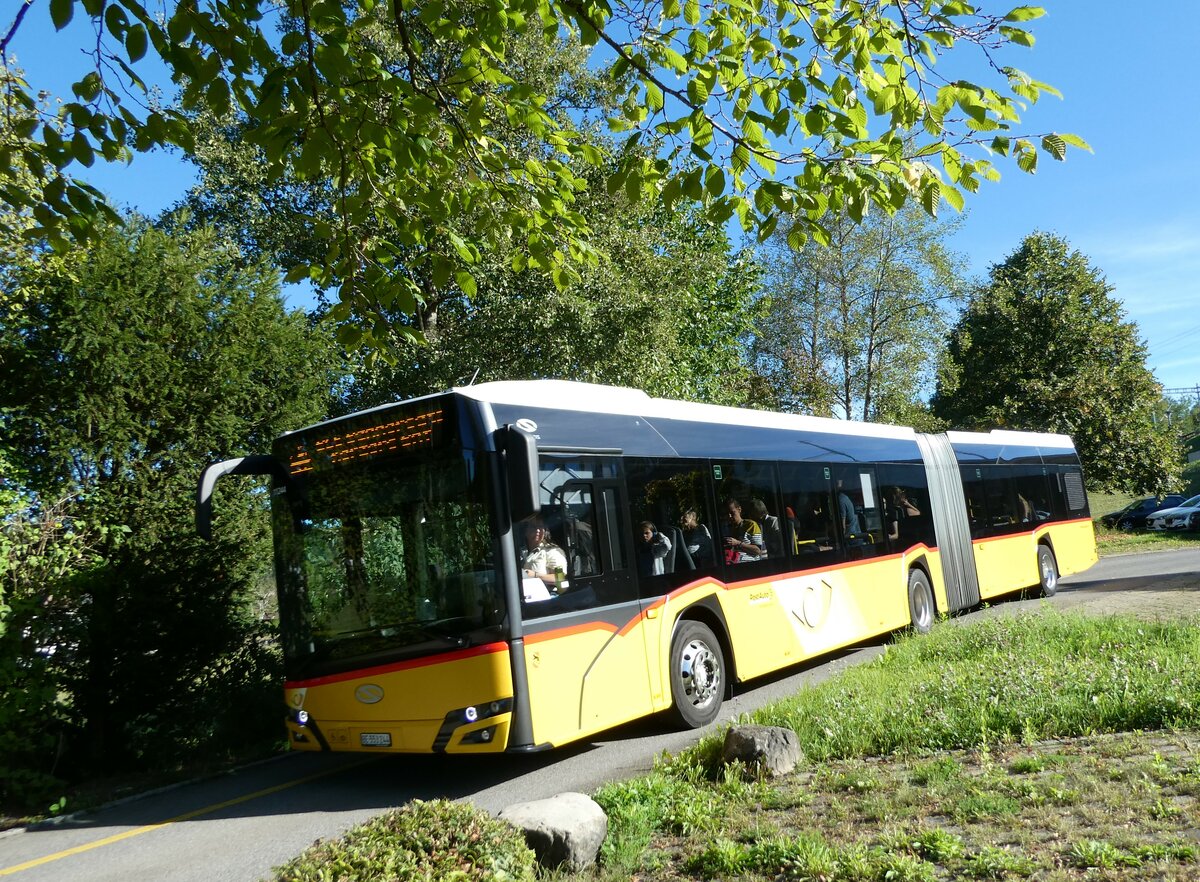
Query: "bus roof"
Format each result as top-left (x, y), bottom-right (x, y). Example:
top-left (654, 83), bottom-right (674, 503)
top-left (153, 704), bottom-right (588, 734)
top-left (456, 380), bottom-right (916, 441)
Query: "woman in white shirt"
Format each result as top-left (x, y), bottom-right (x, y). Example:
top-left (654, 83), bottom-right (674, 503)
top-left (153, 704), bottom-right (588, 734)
top-left (521, 519), bottom-right (569, 595)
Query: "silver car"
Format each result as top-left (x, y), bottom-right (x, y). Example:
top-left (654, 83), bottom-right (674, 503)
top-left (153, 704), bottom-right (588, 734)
top-left (1144, 494), bottom-right (1200, 531)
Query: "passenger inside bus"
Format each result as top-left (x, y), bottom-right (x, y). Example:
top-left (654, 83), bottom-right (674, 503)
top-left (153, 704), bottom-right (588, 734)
top-left (679, 508), bottom-right (714, 568)
top-left (836, 478), bottom-right (862, 539)
top-left (519, 518), bottom-right (569, 600)
top-left (635, 520), bottom-right (673, 576)
top-left (721, 499), bottom-right (765, 564)
top-left (748, 497), bottom-right (784, 559)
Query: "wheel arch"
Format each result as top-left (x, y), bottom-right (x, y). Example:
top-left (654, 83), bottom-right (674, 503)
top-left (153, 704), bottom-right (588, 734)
top-left (906, 554), bottom-right (938, 616)
top-left (1037, 532), bottom-right (1056, 559)
top-left (671, 596), bottom-right (737, 699)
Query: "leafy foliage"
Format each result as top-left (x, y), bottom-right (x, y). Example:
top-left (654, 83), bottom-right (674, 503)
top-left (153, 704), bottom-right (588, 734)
top-left (0, 453), bottom-right (111, 807)
top-left (336, 186), bottom-right (765, 413)
top-left (272, 799), bottom-right (536, 882)
top-left (752, 204), bottom-right (966, 423)
top-left (5, 1), bottom-right (1087, 347)
top-left (0, 216), bottom-right (342, 800)
top-left (931, 232), bottom-right (1180, 494)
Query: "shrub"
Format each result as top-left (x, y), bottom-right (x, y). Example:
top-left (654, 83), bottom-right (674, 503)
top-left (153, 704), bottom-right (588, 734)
top-left (272, 799), bottom-right (535, 882)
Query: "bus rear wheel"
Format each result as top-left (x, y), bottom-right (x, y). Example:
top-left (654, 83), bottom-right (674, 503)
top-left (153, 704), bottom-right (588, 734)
top-left (669, 620), bottom-right (725, 728)
top-left (907, 568), bottom-right (934, 634)
top-left (1038, 545), bottom-right (1059, 597)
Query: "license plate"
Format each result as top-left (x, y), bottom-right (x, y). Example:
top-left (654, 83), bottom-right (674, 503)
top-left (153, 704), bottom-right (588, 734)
top-left (359, 732), bottom-right (392, 747)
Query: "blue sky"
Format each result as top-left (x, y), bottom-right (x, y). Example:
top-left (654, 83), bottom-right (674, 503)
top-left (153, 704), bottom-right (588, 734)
top-left (11, 2), bottom-right (1199, 393)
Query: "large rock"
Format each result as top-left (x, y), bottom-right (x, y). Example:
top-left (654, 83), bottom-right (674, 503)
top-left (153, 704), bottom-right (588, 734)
top-left (498, 791), bottom-right (608, 871)
top-left (722, 724), bottom-right (803, 776)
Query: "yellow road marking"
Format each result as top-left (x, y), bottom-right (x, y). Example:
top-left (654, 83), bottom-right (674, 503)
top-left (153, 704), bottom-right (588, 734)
top-left (0, 759), bottom-right (375, 876)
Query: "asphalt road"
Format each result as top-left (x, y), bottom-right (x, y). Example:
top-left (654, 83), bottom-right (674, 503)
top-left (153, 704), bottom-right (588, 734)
top-left (2, 548), bottom-right (1197, 882)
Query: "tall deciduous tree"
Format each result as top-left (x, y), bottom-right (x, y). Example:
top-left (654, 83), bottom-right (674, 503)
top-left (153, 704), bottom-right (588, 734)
top-left (752, 205), bottom-right (966, 423)
top-left (4, 1), bottom-right (1086, 348)
top-left (337, 172), bottom-right (764, 412)
top-left (0, 216), bottom-right (342, 788)
top-left (931, 232), bottom-right (1179, 494)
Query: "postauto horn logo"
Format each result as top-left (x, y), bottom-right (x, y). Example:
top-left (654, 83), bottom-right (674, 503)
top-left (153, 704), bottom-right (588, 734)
top-left (355, 684), bottom-right (385, 704)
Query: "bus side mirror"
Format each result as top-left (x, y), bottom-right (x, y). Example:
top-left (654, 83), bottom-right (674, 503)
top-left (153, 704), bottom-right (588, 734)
top-left (196, 455), bottom-right (287, 540)
top-left (502, 424), bottom-right (540, 522)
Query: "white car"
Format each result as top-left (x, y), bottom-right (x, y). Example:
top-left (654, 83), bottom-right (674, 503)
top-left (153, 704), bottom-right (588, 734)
top-left (1144, 494), bottom-right (1200, 531)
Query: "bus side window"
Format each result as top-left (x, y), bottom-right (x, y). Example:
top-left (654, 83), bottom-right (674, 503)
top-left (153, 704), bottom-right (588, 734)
top-left (710, 460), bottom-right (785, 573)
top-left (961, 467), bottom-right (989, 538)
top-left (778, 463), bottom-right (839, 567)
top-left (831, 466), bottom-right (886, 559)
top-left (626, 458), bottom-right (720, 592)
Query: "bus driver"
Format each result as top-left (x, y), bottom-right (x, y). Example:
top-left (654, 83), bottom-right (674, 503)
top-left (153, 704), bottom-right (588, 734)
top-left (521, 518), bottom-right (569, 598)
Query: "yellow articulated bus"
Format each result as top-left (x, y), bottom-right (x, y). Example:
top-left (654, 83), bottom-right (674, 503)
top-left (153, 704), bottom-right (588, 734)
top-left (196, 381), bottom-right (1097, 754)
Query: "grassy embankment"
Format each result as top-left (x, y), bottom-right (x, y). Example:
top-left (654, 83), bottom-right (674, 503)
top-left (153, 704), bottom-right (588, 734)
top-left (276, 610), bottom-right (1200, 882)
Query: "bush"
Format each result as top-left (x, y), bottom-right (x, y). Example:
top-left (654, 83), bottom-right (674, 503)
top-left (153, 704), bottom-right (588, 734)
top-left (272, 799), bottom-right (535, 882)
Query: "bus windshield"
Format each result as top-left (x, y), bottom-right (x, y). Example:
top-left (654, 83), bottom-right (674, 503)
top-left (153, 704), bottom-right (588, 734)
top-left (272, 448), bottom-right (503, 678)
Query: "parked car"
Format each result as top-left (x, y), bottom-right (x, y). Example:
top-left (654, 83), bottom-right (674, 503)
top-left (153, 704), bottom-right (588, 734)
top-left (1144, 495), bottom-right (1200, 531)
top-left (1098, 495), bottom-right (1186, 531)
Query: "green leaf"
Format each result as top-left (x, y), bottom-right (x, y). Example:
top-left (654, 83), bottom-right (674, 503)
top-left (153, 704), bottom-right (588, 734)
top-left (126, 24), bottom-right (148, 62)
top-left (786, 223), bottom-right (806, 250)
top-left (51, 0), bottom-right (74, 30)
top-left (281, 31), bottom-right (305, 55)
top-left (660, 46), bottom-right (688, 74)
top-left (1058, 132), bottom-right (1092, 152)
top-left (1041, 133), bottom-right (1066, 161)
top-left (732, 143), bottom-right (750, 174)
top-left (940, 181), bottom-right (965, 211)
top-left (446, 231), bottom-right (476, 263)
top-left (645, 83), bottom-right (664, 113)
top-left (684, 0), bottom-right (700, 26)
top-left (455, 271), bottom-right (477, 297)
top-left (1000, 27), bottom-right (1035, 48)
top-left (1004, 6), bottom-right (1046, 22)
top-left (704, 165), bottom-right (725, 197)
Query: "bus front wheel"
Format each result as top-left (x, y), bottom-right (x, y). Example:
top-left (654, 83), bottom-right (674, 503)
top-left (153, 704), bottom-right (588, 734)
top-left (669, 620), bottom-right (725, 728)
top-left (907, 568), bottom-right (934, 634)
top-left (1038, 546), bottom-right (1059, 597)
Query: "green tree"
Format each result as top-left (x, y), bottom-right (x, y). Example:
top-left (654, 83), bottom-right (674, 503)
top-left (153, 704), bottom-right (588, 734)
top-left (337, 173), bottom-right (764, 412)
top-left (931, 232), bottom-right (1179, 494)
top-left (4, 1), bottom-right (1086, 348)
top-left (0, 216), bottom-right (342, 795)
top-left (752, 205), bottom-right (966, 424)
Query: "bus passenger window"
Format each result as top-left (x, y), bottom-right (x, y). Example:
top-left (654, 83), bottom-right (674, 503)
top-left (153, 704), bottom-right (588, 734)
top-left (626, 457), bottom-right (720, 592)
top-left (710, 460), bottom-right (784, 573)
top-left (832, 467), bottom-right (885, 559)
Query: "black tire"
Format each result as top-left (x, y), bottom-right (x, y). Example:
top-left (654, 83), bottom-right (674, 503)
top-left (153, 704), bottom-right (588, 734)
top-left (669, 620), bottom-right (725, 728)
top-left (1117, 517), bottom-right (1135, 532)
top-left (907, 568), bottom-right (935, 634)
top-left (1037, 545), bottom-right (1059, 597)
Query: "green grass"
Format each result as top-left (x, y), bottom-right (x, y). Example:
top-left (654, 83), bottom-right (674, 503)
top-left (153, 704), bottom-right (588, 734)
top-left (591, 610), bottom-right (1200, 881)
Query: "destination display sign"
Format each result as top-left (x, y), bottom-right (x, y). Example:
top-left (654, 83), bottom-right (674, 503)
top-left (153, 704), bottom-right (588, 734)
top-left (287, 404), bottom-right (448, 475)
